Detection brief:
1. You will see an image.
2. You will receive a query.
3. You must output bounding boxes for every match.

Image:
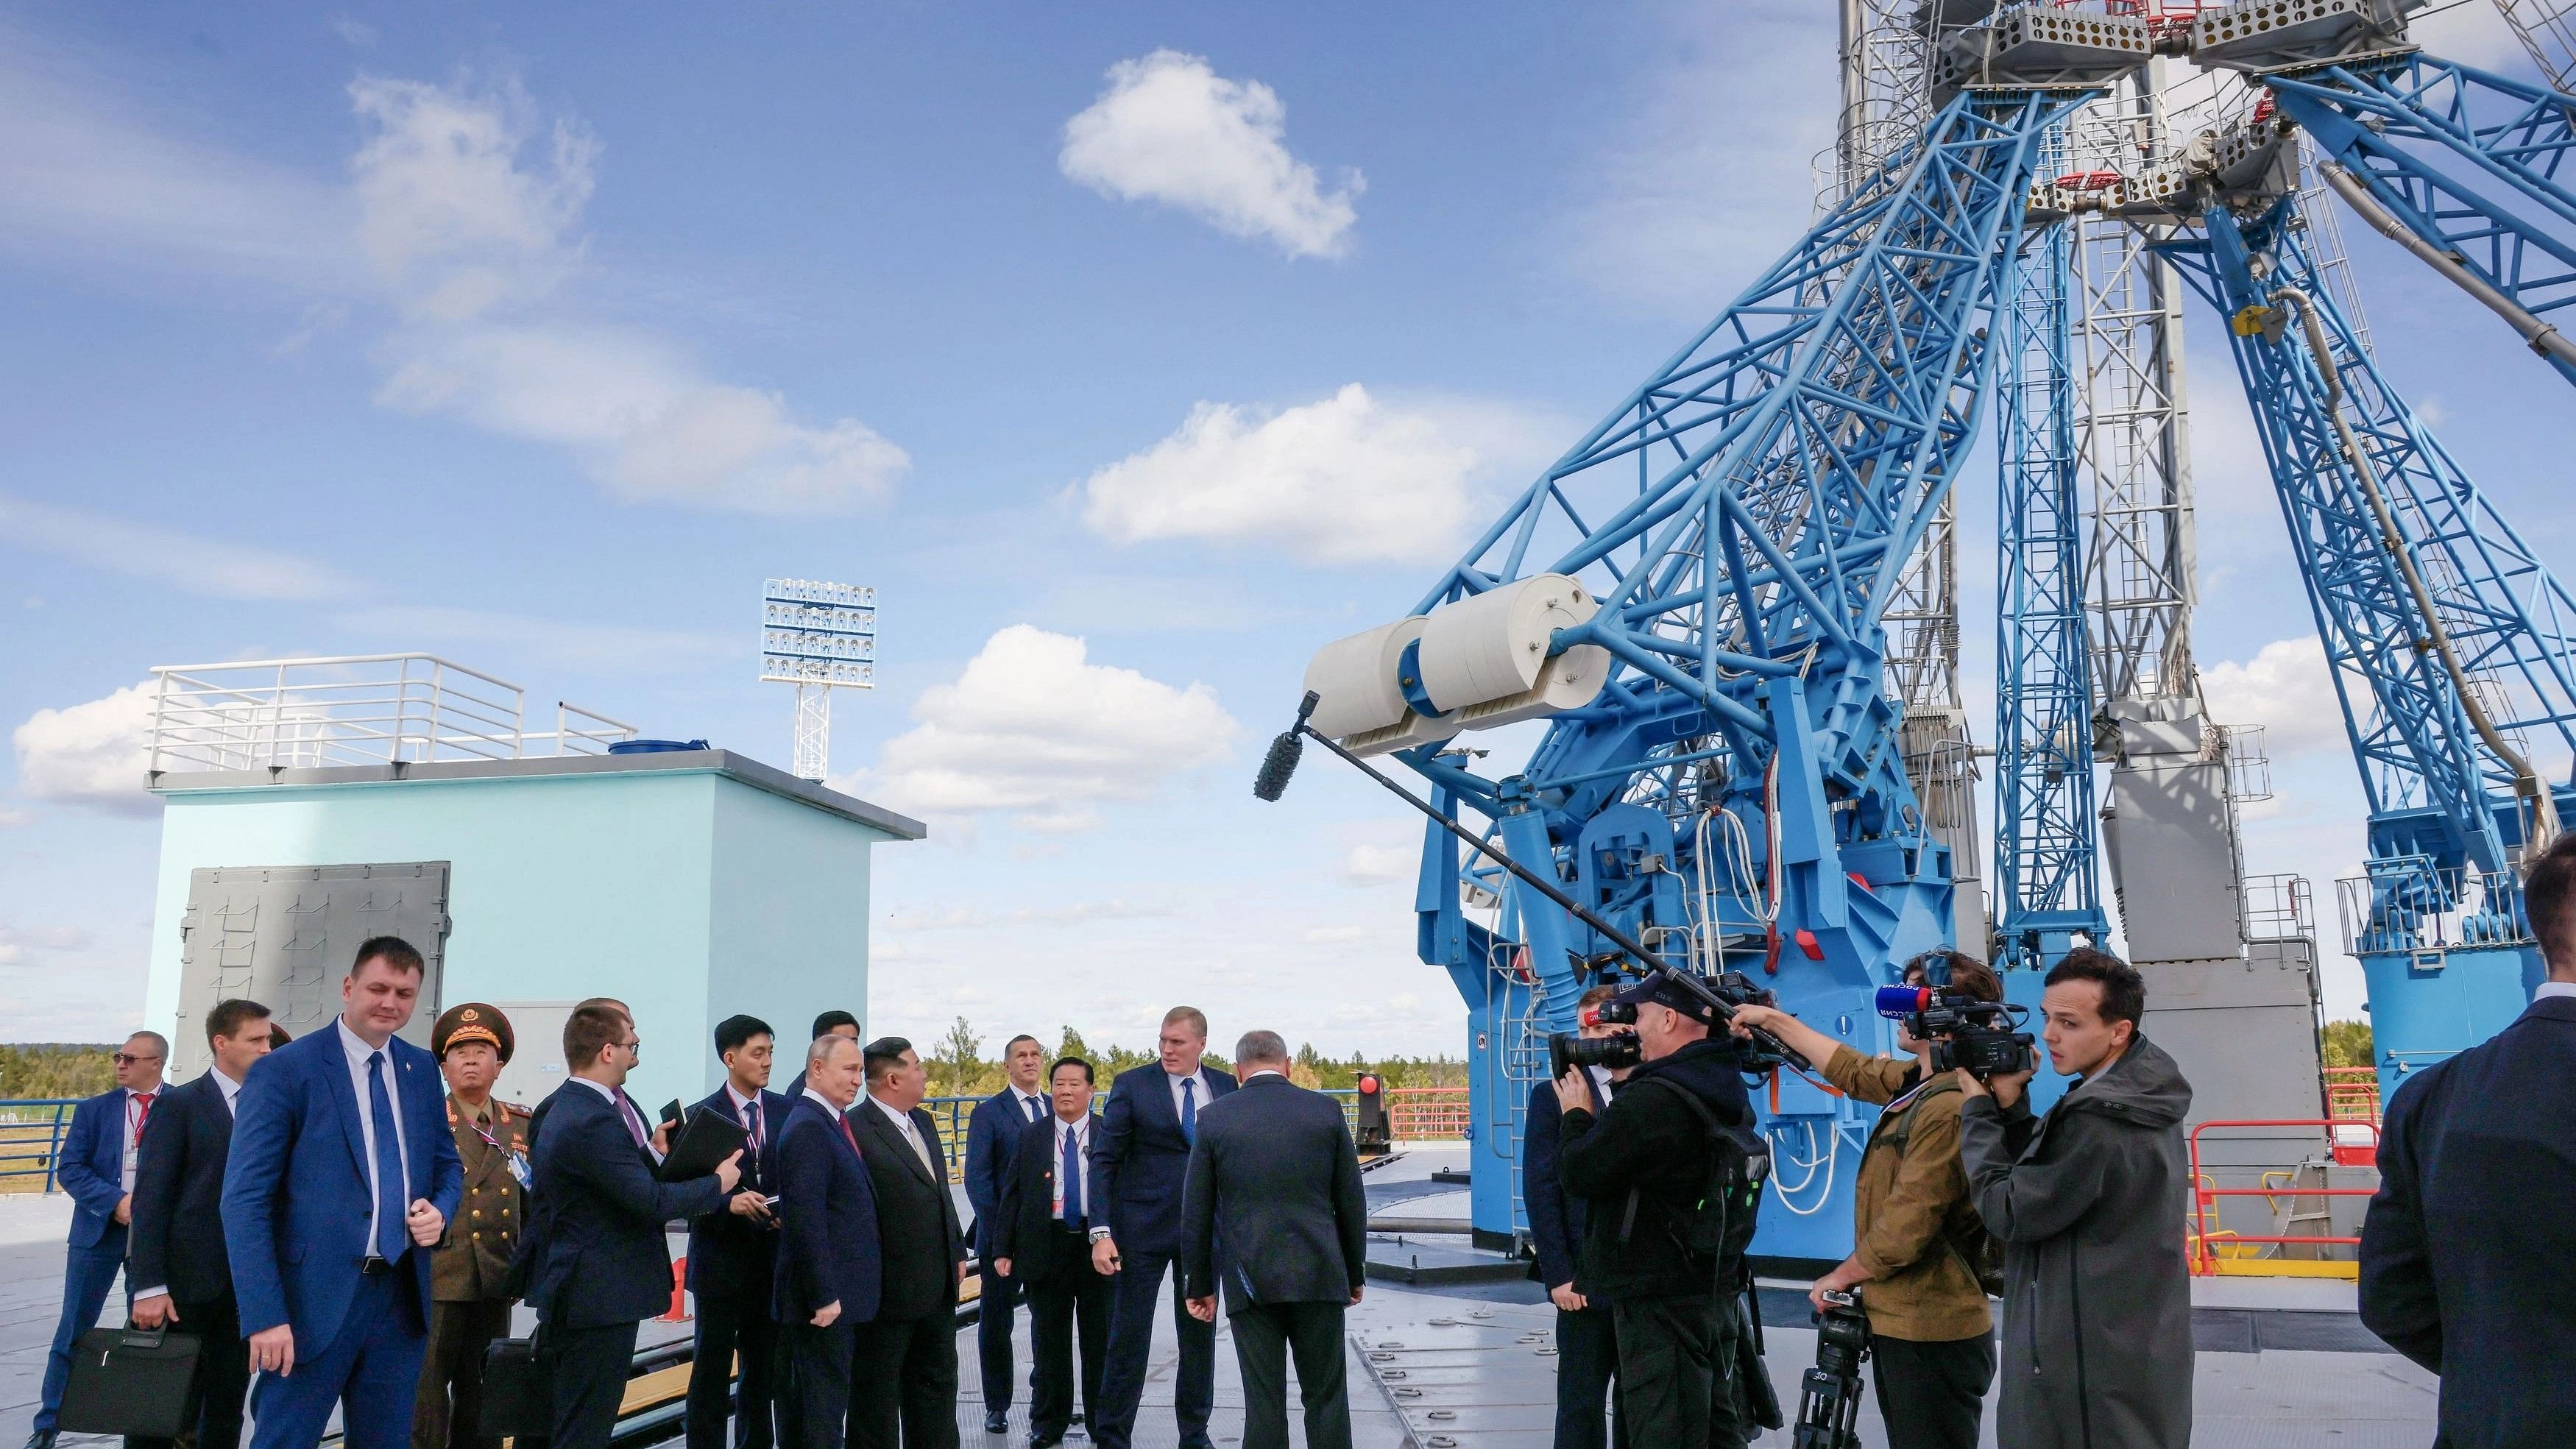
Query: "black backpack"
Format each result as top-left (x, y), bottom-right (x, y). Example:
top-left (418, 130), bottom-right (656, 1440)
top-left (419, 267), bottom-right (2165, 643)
top-left (1624, 1078), bottom-right (1770, 1266)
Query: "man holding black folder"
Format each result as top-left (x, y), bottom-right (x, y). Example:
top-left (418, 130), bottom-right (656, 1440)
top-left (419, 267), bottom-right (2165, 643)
top-left (528, 1004), bottom-right (742, 1449)
top-left (685, 1016), bottom-right (790, 1449)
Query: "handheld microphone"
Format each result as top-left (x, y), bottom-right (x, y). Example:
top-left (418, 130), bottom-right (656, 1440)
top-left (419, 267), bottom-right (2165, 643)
top-left (1873, 985), bottom-right (1931, 1020)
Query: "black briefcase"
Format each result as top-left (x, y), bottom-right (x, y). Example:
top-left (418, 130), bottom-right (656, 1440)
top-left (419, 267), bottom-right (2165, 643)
top-left (57, 1326), bottom-right (201, 1437)
top-left (479, 1333), bottom-right (551, 1438)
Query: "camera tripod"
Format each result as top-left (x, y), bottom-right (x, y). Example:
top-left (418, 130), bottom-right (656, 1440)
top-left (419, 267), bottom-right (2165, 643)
top-left (1794, 1289), bottom-right (1872, 1449)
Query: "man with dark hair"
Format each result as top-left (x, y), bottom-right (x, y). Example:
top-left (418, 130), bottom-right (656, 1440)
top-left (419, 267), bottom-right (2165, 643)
top-left (2363, 829), bottom-right (2576, 1444)
top-left (1733, 952), bottom-right (2005, 1449)
top-left (1524, 983), bottom-right (1630, 1449)
top-left (1181, 1032), bottom-right (1367, 1449)
top-left (992, 1057), bottom-right (1113, 1449)
top-left (780, 1011), bottom-right (862, 1100)
top-left (29, 1030), bottom-right (165, 1449)
top-left (414, 1005), bottom-right (528, 1449)
top-left (1091, 1006), bottom-right (1236, 1449)
top-left (223, 938), bottom-right (464, 1449)
top-left (530, 1004), bottom-right (741, 1449)
top-left (686, 1015), bottom-right (790, 1449)
top-left (128, 1003), bottom-right (270, 1449)
top-left (850, 1038), bottom-right (967, 1449)
top-left (966, 1033), bottom-right (1051, 1433)
top-left (1958, 946), bottom-right (2193, 1449)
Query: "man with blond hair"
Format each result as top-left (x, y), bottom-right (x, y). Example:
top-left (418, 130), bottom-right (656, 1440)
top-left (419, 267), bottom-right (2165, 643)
top-left (1089, 1007), bottom-right (1237, 1449)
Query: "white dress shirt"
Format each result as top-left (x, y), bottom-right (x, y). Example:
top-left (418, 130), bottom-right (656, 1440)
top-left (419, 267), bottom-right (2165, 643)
top-left (803, 1088), bottom-right (844, 1122)
top-left (2536, 981), bottom-right (2576, 1002)
top-left (337, 1019), bottom-right (411, 1259)
top-left (1587, 1066), bottom-right (1618, 1107)
top-left (120, 1085), bottom-right (160, 1195)
top-left (1010, 1086), bottom-right (1045, 1124)
top-left (1050, 1113), bottom-right (1093, 1221)
top-left (870, 1094), bottom-right (936, 1175)
top-left (728, 1083), bottom-right (767, 1158)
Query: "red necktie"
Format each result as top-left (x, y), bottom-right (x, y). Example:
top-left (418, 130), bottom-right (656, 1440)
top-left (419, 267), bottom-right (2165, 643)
top-left (132, 1091), bottom-right (156, 1147)
top-left (839, 1111), bottom-right (863, 1158)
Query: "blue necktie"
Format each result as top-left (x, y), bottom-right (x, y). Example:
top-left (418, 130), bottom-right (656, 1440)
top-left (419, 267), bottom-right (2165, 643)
top-left (1023, 1095), bottom-right (1040, 1124)
top-left (1179, 1077), bottom-right (1197, 1144)
top-left (1061, 1122), bottom-right (1084, 1229)
top-left (367, 1052), bottom-right (407, 1262)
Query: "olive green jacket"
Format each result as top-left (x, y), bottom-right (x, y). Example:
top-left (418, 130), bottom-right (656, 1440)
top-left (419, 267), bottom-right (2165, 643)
top-left (1822, 1046), bottom-right (1992, 1342)
top-left (432, 1093), bottom-right (531, 1303)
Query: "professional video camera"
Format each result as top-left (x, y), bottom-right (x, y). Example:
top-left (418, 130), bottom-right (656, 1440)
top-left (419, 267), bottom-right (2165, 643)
top-left (1874, 983), bottom-right (2035, 1079)
top-left (1546, 969), bottom-right (1794, 1080)
top-left (1792, 1289), bottom-right (1872, 1449)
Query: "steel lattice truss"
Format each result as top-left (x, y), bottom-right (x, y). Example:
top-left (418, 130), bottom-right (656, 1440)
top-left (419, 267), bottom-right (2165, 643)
top-left (1995, 132), bottom-right (2111, 968)
top-left (2496, 0), bottom-right (2576, 96)
top-left (2265, 54), bottom-right (2576, 387)
top-left (2161, 196), bottom-right (2576, 879)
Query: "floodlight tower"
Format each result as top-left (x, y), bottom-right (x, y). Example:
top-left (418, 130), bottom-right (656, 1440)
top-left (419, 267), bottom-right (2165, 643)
top-left (761, 578), bottom-right (877, 781)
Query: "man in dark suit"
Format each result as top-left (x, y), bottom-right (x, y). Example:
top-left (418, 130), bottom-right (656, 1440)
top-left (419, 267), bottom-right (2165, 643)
top-left (1089, 1006), bottom-right (1236, 1449)
top-left (1180, 1032), bottom-right (1366, 1449)
top-left (1524, 985), bottom-right (1630, 1449)
top-left (2363, 830), bottom-right (2576, 1445)
top-left (849, 1036), bottom-right (967, 1449)
top-left (990, 1057), bottom-right (1114, 1449)
top-left (778, 1011), bottom-right (860, 1102)
top-left (772, 1034), bottom-right (882, 1449)
top-left (414, 1004), bottom-right (531, 1449)
top-left (965, 1033), bottom-right (1050, 1434)
top-left (528, 1002), bottom-right (741, 1449)
top-left (28, 1030), bottom-right (165, 1449)
top-left (687, 1016), bottom-right (792, 1449)
top-left (223, 938), bottom-right (465, 1449)
top-left (129, 1003), bottom-right (269, 1449)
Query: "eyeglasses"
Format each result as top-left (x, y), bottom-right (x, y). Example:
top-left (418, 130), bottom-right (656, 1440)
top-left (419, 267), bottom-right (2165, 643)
top-left (113, 1053), bottom-right (163, 1066)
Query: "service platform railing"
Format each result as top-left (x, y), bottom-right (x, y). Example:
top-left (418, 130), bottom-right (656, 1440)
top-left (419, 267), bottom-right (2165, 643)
top-left (0, 1099), bottom-right (80, 1192)
top-left (2188, 1117), bottom-right (2380, 1278)
top-left (919, 1085), bottom-right (1472, 1183)
top-left (147, 654), bottom-right (637, 776)
top-left (2324, 1066), bottom-right (2382, 1125)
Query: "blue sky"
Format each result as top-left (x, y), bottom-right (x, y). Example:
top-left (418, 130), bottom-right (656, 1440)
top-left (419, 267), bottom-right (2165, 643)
top-left (3, 1), bottom-right (2569, 1054)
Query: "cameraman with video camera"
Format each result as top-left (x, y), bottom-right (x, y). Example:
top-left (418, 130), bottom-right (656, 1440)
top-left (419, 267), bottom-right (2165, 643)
top-left (1957, 947), bottom-right (2193, 1449)
top-left (1729, 951), bottom-right (2004, 1449)
top-left (1551, 976), bottom-right (1770, 1449)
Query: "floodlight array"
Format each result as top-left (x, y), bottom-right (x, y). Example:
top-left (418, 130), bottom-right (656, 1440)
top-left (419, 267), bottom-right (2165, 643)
top-left (760, 577), bottom-right (877, 688)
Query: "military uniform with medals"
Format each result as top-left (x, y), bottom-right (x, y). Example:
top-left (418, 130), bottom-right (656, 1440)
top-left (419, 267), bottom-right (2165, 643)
top-left (414, 1005), bottom-right (533, 1449)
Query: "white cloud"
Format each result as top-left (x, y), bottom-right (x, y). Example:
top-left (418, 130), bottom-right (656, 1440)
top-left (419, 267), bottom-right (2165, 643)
top-left (13, 679), bottom-right (160, 816)
top-left (0, 923), bottom-right (93, 965)
top-left (1341, 842), bottom-right (1415, 888)
top-left (1078, 384), bottom-right (1482, 565)
top-left (348, 76), bottom-right (596, 322)
top-left (1060, 49), bottom-right (1361, 260)
top-left (2202, 636), bottom-right (2349, 758)
top-left (0, 495), bottom-right (352, 601)
top-left (852, 625), bottom-right (1239, 834)
top-left (2410, 1), bottom-right (2531, 71)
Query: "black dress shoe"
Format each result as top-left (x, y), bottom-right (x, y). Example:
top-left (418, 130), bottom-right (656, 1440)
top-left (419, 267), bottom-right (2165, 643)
top-left (1028, 1434), bottom-right (1064, 1449)
top-left (985, 1410), bottom-right (1011, 1434)
top-left (26, 1433), bottom-right (60, 1449)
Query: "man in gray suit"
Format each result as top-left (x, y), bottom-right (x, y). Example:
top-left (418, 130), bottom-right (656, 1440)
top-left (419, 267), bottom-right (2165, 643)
top-left (1179, 1032), bottom-right (1367, 1449)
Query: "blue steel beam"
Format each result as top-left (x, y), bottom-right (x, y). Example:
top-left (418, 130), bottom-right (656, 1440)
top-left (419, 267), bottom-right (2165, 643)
top-left (1401, 88), bottom-right (2092, 1255)
top-left (2260, 53), bottom-right (2576, 385)
top-left (1992, 122), bottom-right (2109, 974)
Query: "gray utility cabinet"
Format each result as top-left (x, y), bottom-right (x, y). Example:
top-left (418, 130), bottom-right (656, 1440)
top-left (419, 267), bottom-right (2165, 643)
top-left (174, 862), bottom-right (452, 1079)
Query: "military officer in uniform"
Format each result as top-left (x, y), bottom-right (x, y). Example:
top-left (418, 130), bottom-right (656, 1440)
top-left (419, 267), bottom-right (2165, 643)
top-left (413, 1004), bottom-right (532, 1449)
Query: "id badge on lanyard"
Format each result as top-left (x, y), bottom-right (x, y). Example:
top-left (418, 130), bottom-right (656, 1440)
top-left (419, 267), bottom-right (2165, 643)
top-left (471, 1119), bottom-right (533, 1191)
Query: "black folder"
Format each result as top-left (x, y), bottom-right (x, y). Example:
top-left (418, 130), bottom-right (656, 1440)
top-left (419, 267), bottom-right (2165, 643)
top-left (658, 1102), bottom-right (750, 1181)
top-left (57, 1326), bottom-right (200, 1437)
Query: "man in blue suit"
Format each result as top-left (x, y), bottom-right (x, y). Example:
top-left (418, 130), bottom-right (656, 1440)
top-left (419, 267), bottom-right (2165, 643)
top-left (772, 1033), bottom-right (882, 1449)
top-left (530, 1002), bottom-right (740, 1449)
top-left (965, 1034), bottom-right (1050, 1434)
top-left (26, 1030), bottom-right (166, 1449)
top-left (2364, 831), bottom-right (2576, 1446)
top-left (223, 938), bottom-right (464, 1449)
top-left (1525, 985), bottom-right (1630, 1449)
top-left (685, 1015), bottom-right (793, 1449)
top-left (1088, 1007), bottom-right (1236, 1449)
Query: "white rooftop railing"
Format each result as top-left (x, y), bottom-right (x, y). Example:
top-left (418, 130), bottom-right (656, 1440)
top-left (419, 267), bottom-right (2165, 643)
top-left (148, 654), bottom-right (639, 775)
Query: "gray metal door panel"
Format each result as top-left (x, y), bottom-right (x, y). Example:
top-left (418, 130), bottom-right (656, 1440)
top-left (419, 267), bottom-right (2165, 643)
top-left (174, 862), bottom-right (450, 1078)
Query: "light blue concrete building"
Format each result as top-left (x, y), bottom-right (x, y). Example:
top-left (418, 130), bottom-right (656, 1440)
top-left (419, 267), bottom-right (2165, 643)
top-left (144, 747), bottom-right (924, 1111)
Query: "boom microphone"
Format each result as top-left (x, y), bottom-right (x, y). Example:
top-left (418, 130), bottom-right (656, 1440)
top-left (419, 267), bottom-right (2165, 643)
top-left (1251, 690), bottom-right (1321, 801)
top-left (1874, 985), bottom-right (1932, 1019)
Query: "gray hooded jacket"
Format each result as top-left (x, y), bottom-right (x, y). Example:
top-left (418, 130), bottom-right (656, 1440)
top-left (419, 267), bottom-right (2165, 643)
top-left (1958, 1034), bottom-right (2195, 1449)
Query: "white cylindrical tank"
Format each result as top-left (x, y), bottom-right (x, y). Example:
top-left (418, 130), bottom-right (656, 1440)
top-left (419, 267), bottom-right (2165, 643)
top-left (1301, 616), bottom-right (1436, 740)
top-left (1418, 573), bottom-right (1599, 712)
